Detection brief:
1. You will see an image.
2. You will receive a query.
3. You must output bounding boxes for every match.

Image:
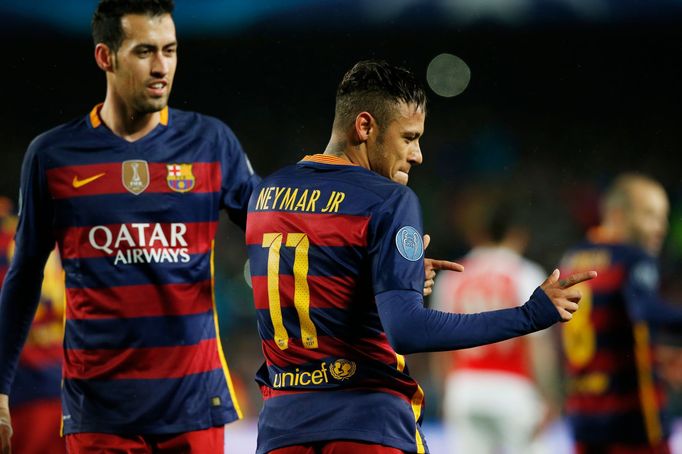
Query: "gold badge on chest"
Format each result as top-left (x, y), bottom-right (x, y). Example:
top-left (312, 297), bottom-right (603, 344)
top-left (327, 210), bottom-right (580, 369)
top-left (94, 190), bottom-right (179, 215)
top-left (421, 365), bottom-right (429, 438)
top-left (122, 160), bottom-right (150, 195)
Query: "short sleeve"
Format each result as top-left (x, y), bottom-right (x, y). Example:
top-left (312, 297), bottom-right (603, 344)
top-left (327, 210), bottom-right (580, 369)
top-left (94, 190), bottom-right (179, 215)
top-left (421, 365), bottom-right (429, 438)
top-left (368, 187), bottom-right (424, 296)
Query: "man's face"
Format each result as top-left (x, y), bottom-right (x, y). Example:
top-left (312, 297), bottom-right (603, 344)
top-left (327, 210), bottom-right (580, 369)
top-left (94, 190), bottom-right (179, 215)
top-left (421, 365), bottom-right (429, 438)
top-left (110, 13), bottom-right (177, 114)
top-left (625, 181), bottom-right (669, 256)
top-left (367, 102), bottom-right (425, 185)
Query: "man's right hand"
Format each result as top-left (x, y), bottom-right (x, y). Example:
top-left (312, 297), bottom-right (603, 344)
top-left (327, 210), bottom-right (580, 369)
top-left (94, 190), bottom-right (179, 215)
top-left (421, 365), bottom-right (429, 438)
top-left (0, 393), bottom-right (11, 454)
top-left (540, 269), bottom-right (597, 321)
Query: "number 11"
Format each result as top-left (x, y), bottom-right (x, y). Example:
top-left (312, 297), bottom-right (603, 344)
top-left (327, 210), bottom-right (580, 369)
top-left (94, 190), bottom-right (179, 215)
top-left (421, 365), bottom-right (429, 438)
top-left (262, 232), bottom-right (318, 350)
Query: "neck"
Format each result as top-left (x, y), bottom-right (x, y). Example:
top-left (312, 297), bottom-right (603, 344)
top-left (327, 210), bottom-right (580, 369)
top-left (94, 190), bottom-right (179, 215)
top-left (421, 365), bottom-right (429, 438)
top-left (323, 131), bottom-right (370, 169)
top-left (99, 91), bottom-right (161, 142)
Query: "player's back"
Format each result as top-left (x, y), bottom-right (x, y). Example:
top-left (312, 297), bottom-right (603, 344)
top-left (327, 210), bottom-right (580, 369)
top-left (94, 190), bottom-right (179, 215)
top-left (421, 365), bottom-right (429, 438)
top-left (246, 154), bottom-right (429, 453)
top-left (560, 237), bottom-right (668, 446)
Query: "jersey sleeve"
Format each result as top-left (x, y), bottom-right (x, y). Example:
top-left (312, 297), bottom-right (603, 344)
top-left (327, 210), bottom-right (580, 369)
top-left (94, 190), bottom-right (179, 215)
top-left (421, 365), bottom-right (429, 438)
top-left (368, 187), bottom-right (424, 296)
top-left (217, 122), bottom-right (261, 230)
top-left (624, 254), bottom-right (682, 327)
top-left (0, 141), bottom-right (56, 394)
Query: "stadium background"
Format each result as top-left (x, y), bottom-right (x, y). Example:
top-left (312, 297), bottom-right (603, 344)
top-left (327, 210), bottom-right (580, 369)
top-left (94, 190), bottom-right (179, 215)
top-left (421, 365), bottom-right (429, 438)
top-left (1, 0), bottom-right (682, 451)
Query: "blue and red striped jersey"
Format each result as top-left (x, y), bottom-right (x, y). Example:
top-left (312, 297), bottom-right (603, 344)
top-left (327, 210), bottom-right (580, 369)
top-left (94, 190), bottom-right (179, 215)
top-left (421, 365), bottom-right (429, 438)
top-left (0, 104), bottom-right (259, 435)
top-left (561, 233), bottom-right (670, 446)
top-left (246, 155), bottom-right (429, 454)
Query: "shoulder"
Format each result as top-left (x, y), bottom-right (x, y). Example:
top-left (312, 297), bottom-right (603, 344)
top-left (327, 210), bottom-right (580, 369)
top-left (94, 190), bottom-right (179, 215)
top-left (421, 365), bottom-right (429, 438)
top-left (27, 117), bottom-right (86, 157)
top-left (23, 117), bottom-right (87, 169)
top-left (169, 108), bottom-right (239, 141)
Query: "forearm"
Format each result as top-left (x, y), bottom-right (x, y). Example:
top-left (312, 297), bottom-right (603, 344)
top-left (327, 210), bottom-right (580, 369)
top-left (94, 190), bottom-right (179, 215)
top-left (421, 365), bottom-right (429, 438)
top-left (0, 257), bottom-right (46, 394)
top-left (376, 287), bottom-right (560, 354)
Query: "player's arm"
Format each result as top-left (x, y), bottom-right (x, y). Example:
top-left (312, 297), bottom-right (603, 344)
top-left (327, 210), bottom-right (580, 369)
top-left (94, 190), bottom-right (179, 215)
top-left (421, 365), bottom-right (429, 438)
top-left (377, 270), bottom-right (594, 354)
top-left (0, 142), bottom-right (55, 453)
top-left (623, 256), bottom-right (682, 327)
top-left (217, 121), bottom-right (261, 229)
top-left (369, 187), bottom-right (595, 355)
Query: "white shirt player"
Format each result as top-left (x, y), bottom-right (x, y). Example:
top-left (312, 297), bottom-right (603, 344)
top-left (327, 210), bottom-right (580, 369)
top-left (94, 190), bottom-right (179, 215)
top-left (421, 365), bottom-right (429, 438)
top-left (432, 245), bottom-right (552, 454)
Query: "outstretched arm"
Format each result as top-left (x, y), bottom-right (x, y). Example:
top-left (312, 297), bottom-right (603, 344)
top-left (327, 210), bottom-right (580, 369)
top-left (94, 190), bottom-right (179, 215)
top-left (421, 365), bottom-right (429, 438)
top-left (377, 269), bottom-right (596, 354)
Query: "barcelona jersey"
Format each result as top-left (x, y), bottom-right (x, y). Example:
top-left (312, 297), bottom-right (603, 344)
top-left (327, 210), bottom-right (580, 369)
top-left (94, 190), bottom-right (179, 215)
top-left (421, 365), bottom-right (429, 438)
top-left (247, 155), bottom-right (429, 454)
top-left (0, 105), bottom-right (259, 435)
top-left (561, 234), bottom-right (670, 446)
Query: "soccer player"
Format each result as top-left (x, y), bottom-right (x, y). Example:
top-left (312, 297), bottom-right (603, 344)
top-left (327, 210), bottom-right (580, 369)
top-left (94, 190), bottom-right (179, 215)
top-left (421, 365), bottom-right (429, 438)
top-left (431, 201), bottom-right (560, 454)
top-left (0, 1), bottom-right (259, 452)
top-left (245, 60), bottom-right (596, 454)
top-left (561, 173), bottom-right (682, 454)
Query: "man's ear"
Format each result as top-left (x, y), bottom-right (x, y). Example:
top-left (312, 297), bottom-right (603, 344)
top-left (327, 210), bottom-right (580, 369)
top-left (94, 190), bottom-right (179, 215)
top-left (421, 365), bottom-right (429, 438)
top-left (353, 112), bottom-right (375, 142)
top-left (94, 43), bottom-right (115, 72)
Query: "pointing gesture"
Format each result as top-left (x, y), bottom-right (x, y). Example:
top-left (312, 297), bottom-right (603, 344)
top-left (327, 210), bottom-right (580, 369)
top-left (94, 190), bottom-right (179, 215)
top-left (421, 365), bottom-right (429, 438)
top-left (423, 234), bottom-right (464, 296)
top-left (540, 269), bottom-right (597, 321)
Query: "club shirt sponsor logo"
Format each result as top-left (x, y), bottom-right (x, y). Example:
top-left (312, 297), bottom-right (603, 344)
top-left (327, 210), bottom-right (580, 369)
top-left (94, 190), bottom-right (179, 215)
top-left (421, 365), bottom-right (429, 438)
top-left (88, 223), bottom-right (191, 265)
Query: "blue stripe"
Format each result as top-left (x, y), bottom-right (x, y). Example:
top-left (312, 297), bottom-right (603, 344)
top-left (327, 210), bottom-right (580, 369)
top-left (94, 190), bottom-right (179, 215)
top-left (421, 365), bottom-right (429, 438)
top-left (248, 244), bottom-right (364, 278)
top-left (257, 307), bottom-right (383, 341)
top-left (64, 310), bottom-right (216, 350)
top-left (10, 363), bottom-right (62, 406)
top-left (54, 192), bottom-right (220, 228)
top-left (62, 253), bottom-right (210, 288)
top-left (62, 369), bottom-right (238, 435)
top-left (256, 390), bottom-right (424, 454)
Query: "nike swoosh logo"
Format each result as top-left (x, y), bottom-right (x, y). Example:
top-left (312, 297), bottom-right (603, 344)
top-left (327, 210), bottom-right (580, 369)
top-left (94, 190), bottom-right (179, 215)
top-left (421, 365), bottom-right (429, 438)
top-left (72, 173), bottom-right (106, 188)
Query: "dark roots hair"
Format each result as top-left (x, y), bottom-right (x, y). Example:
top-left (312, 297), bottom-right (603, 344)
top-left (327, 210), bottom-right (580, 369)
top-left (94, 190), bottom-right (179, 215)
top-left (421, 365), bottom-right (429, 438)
top-left (334, 60), bottom-right (427, 130)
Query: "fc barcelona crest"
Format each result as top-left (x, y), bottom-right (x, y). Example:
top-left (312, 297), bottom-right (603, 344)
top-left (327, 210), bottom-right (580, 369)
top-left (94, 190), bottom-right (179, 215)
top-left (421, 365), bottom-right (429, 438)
top-left (166, 163), bottom-right (195, 193)
top-left (122, 160), bottom-right (150, 195)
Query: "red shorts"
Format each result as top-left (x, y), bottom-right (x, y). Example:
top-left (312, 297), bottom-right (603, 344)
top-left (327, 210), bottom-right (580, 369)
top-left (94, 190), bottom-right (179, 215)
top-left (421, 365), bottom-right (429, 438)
top-left (11, 398), bottom-right (66, 454)
top-left (575, 441), bottom-right (671, 454)
top-left (269, 440), bottom-right (405, 454)
top-left (66, 426), bottom-right (224, 453)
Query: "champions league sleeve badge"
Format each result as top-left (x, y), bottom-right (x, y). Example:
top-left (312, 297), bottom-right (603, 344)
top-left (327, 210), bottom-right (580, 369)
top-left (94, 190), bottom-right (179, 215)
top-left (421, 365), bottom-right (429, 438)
top-left (395, 226), bottom-right (423, 261)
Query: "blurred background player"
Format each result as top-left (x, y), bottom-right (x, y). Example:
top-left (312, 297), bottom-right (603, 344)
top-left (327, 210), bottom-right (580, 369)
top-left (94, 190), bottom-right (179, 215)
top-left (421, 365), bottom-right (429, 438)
top-left (431, 197), bottom-right (561, 454)
top-left (560, 173), bottom-right (682, 454)
top-left (246, 59), bottom-right (594, 454)
top-left (0, 196), bottom-right (66, 454)
top-left (0, 1), bottom-right (260, 452)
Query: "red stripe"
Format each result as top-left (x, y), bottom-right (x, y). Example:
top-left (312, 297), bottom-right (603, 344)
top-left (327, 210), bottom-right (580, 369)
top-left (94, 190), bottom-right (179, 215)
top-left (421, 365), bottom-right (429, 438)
top-left (262, 334), bottom-right (398, 368)
top-left (247, 212), bottom-right (369, 247)
top-left (260, 385), bottom-right (414, 405)
top-left (19, 345), bottom-right (63, 368)
top-left (567, 387), bottom-right (665, 414)
top-left (567, 350), bottom-right (636, 374)
top-left (66, 281), bottom-right (213, 320)
top-left (252, 274), bottom-right (357, 310)
top-left (591, 305), bottom-right (630, 331)
top-left (63, 338), bottom-right (222, 380)
top-left (58, 221), bottom-right (217, 260)
top-left (47, 162), bottom-right (221, 199)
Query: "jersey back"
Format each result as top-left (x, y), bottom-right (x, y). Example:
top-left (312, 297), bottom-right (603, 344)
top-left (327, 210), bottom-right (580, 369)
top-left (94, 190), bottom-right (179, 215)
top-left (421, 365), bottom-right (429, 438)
top-left (561, 240), bottom-right (668, 445)
top-left (246, 155), bottom-right (429, 454)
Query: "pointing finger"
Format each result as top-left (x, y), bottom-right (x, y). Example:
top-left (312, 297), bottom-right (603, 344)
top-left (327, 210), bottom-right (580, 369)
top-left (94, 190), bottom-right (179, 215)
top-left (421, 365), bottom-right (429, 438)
top-left (559, 271), bottom-right (598, 289)
top-left (425, 259), bottom-right (464, 272)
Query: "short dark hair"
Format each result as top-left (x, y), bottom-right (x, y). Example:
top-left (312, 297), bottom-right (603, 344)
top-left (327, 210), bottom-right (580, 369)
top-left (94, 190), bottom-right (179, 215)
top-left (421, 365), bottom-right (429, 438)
top-left (92, 0), bottom-right (175, 52)
top-left (334, 60), bottom-right (427, 130)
